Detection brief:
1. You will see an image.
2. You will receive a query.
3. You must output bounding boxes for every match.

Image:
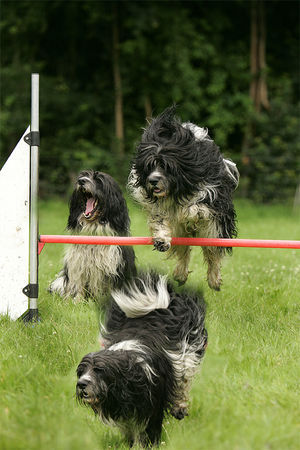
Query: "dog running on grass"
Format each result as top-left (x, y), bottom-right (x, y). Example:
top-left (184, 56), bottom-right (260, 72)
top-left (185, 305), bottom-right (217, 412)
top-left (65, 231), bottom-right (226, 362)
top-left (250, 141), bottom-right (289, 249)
top-left (49, 170), bottom-right (136, 302)
top-left (128, 106), bottom-right (239, 290)
top-left (76, 272), bottom-right (207, 447)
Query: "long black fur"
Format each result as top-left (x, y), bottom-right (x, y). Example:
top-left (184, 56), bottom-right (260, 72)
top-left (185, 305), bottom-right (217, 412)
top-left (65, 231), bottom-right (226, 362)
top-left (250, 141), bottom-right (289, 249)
top-left (49, 170), bottom-right (136, 300)
top-left (67, 170), bottom-right (131, 235)
top-left (128, 106), bottom-right (239, 289)
top-left (133, 106), bottom-right (237, 241)
top-left (76, 272), bottom-right (207, 447)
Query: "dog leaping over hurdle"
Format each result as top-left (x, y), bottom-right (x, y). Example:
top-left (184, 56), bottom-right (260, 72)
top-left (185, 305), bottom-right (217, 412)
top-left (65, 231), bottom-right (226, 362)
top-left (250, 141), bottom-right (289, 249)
top-left (128, 106), bottom-right (239, 290)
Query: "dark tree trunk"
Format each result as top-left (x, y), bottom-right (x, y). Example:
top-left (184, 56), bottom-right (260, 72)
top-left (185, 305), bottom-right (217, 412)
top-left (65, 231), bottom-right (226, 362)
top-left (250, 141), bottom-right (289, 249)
top-left (112, 5), bottom-right (124, 156)
top-left (144, 95), bottom-right (152, 121)
top-left (250, 0), bottom-right (269, 112)
top-left (242, 0), bottom-right (269, 171)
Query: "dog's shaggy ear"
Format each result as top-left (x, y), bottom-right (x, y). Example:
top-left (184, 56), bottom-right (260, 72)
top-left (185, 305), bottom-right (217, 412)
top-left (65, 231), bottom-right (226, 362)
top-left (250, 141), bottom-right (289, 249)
top-left (93, 375), bottom-right (108, 398)
top-left (67, 189), bottom-right (85, 230)
top-left (95, 172), bottom-right (131, 235)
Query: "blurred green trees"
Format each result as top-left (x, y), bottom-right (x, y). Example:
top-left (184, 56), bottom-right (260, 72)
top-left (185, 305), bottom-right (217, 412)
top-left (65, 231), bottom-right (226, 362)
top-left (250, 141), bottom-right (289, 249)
top-left (0, 0), bottom-right (299, 201)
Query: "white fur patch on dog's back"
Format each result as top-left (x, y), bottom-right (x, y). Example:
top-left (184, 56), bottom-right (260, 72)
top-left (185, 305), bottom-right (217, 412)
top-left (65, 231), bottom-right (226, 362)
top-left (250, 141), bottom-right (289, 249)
top-left (182, 122), bottom-right (239, 189)
top-left (112, 274), bottom-right (170, 318)
top-left (182, 122), bottom-right (212, 141)
top-left (109, 340), bottom-right (158, 382)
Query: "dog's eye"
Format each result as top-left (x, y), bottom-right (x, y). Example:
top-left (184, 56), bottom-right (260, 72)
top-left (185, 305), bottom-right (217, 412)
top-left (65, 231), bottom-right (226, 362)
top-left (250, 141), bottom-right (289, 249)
top-left (76, 365), bottom-right (86, 377)
top-left (146, 163), bottom-right (158, 176)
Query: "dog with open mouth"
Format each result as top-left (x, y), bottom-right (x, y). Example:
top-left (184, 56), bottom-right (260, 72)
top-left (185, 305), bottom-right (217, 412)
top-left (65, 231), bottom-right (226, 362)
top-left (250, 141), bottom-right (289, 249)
top-left (128, 106), bottom-right (239, 291)
top-left (49, 170), bottom-right (136, 302)
top-left (76, 271), bottom-right (207, 447)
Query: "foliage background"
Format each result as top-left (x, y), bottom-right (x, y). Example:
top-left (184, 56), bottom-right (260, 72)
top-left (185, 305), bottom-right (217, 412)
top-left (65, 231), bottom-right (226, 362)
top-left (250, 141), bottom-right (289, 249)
top-left (0, 0), bottom-right (299, 201)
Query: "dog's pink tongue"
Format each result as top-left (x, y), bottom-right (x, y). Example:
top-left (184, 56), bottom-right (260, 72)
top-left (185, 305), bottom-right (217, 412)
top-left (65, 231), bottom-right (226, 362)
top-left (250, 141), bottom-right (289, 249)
top-left (85, 198), bottom-right (95, 215)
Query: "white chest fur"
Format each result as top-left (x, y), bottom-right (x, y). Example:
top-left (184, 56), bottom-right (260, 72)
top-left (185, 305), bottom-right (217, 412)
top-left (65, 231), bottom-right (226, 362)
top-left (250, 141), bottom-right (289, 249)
top-left (64, 243), bottom-right (123, 298)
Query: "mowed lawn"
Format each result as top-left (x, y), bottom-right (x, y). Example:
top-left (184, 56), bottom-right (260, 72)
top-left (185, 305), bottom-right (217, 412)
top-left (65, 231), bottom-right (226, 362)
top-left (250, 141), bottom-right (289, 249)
top-left (0, 199), bottom-right (299, 450)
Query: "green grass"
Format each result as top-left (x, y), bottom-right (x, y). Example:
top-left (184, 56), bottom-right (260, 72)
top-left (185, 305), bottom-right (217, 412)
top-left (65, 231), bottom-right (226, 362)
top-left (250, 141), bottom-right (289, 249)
top-left (1, 199), bottom-right (299, 450)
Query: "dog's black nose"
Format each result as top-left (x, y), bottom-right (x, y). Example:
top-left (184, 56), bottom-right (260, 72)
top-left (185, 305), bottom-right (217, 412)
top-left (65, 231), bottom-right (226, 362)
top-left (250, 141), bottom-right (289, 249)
top-left (78, 178), bottom-right (85, 186)
top-left (148, 174), bottom-right (161, 186)
top-left (77, 379), bottom-right (88, 389)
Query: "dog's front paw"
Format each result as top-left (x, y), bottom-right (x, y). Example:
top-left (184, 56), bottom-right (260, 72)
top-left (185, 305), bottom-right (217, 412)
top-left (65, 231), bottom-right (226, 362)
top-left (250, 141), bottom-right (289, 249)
top-left (153, 238), bottom-right (171, 252)
top-left (48, 276), bottom-right (66, 296)
top-left (170, 406), bottom-right (189, 420)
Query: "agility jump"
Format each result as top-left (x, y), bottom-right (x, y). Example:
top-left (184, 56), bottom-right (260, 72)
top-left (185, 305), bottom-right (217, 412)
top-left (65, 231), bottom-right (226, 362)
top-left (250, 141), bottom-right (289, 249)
top-left (0, 73), bottom-right (299, 321)
top-left (38, 235), bottom-right (300, 253)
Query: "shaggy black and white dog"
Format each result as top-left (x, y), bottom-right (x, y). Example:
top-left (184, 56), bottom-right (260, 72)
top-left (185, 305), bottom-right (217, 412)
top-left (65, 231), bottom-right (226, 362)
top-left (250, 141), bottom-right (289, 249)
top-left (49, 170), bottom-right (136, 301)
top-left (76, 272), bottom-right (207, 447)
top-left (128, 106), bottom-right (239, 290)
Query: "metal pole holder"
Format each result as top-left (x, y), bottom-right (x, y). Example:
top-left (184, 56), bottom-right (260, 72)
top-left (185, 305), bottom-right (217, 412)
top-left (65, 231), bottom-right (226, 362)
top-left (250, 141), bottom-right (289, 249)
top-left (22, 73), bottom-right (41, 323)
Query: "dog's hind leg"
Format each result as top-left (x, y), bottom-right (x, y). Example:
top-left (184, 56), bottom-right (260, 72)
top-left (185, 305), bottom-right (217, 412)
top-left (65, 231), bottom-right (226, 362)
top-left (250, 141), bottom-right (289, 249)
top-left (202, 246), bottom-right (223, 291)
top-left (172, 245), bottom-right (191, 286)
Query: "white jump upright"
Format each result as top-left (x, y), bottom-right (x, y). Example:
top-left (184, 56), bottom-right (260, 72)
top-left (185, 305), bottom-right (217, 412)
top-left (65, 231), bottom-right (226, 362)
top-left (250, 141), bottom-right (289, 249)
top-left (0, 74), bottom-right (40, 321)
top-left (0, 128), bottom-right (30, 320)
